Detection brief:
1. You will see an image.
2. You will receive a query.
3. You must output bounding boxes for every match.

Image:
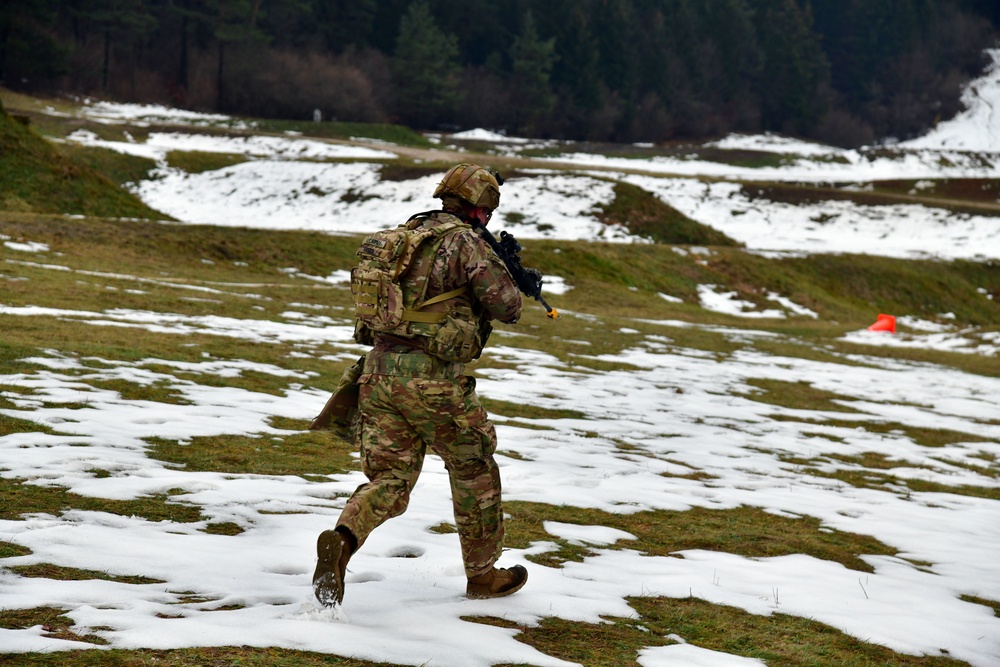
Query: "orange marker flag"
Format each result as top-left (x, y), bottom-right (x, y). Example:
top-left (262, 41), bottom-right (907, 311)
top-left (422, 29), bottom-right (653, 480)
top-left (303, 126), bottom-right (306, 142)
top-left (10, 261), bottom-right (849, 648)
top-left (867, 314), bottom-right (896, 333)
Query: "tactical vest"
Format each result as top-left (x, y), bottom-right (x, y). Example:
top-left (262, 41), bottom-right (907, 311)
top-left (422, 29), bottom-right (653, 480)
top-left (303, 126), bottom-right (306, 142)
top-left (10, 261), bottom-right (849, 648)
top-left (351, 213), bottom-right (491, 363)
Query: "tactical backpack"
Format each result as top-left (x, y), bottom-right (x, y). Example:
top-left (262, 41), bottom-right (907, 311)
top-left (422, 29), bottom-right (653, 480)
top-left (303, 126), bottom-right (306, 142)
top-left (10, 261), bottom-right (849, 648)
top-left (351, 214), bottom-right (468, 342)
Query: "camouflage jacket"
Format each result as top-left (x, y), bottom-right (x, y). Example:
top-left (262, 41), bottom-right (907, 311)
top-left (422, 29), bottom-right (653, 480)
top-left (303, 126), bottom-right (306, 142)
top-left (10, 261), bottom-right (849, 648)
top-left (410, 211), bottom-right (521, 321)
top-left (369, 211), bottom-right (522, 361)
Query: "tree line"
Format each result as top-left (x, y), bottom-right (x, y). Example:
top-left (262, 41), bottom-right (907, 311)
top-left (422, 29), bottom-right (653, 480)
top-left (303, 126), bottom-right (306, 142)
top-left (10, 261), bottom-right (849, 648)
top-left (2, 0), bottom-right (998, 147)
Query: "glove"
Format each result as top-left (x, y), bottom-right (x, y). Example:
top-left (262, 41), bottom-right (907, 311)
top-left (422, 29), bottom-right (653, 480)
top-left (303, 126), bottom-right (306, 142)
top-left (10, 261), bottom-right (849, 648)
top-left (518, 268), bottom-right (542, 297)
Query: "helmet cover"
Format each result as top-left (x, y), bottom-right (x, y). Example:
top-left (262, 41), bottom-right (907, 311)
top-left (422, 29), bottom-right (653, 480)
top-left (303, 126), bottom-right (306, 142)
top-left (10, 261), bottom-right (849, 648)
top-left (432, 163), bottom-right (501, 210)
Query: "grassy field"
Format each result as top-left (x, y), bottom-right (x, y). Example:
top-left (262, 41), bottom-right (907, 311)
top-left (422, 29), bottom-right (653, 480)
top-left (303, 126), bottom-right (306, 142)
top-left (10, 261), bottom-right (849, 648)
top-left (2, 91), bottom-right (999, 666)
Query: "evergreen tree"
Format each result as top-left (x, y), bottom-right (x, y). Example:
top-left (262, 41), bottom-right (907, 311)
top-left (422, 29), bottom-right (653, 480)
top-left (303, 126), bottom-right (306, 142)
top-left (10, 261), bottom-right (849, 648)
top-left (551, 3), bottom-right (599, 104)
top-left (636, 0), bottom-right (698, 137)
top-left (262, 0), bottom-right (314, 50)
top-left (211, 0), bottom-right (268, 110)
top-left (162, 0), bottom-right (199, 102)
top-left (315, 0), bottom-right (377, 53)
top-left (432, 0), bottom-right (509, 68)
top-left (70, 0), bottom-right (157, 92)
top-left (391, 1), bottom-right (462, 129)
top-left (4, 0), bottom-right (998, 145)
top-left (509, 10), bottom-right (556, 134)
top-left (701, 0), bottom-right (761, 102)
top-left (542, 0), bottom-right (602, 138)
top-left (593, 0), bottom-right (640, 99)
top-left (0, 0), bottom-right (66, 87)
top-left (754, 0), bottom-right (829, 134)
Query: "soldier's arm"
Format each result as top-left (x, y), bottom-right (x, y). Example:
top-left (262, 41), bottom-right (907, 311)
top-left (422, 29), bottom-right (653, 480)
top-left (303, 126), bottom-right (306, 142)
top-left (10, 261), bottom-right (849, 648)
top-left (462, 232), bottom-right (523, 324)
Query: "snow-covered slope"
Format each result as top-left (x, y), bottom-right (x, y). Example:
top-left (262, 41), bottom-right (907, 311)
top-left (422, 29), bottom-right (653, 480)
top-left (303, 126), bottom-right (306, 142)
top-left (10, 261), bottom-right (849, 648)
top-left (2, 46), bottom-right (999, 667)
top-left (52, 46), bottom-right (1000, 261)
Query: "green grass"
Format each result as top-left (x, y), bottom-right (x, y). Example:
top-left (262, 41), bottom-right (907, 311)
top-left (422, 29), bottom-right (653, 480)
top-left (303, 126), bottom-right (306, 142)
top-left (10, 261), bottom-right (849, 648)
top-left (164, 149), bottom-right (249, 174)
top-left (0, 607), bottom-right (110, 646)
top-left (694, 147), bottom-right (794, 168)
top-left (742, 180), bottom-right (1000, 217)
top-left (479, 398), bottom-right (589, 422)
top-left (742, 378), bottom-right (865, 412)
top-left (0, 541), bottom-right (32, 559)
top-left (873, 178), bottom-right (1000, 206)
top-left (0, 647), bottom-right (405, 666)
top-left (8, 563), bottom-right (165, 585)
top-left (776, 418), bottom-right (995, 449)
top-left (2, 91), bottom-right (998, 667)
top-left (88, 378), bottom-right (192, 405)
top-left (805, 467), bottom-right (1000, 502)
top-left (961, 594), bottom-right (1000, 617)
top-left (479, 596), bottom-right (970, 667)
top-left (252, 117), bottom-right (432, 147)
top-left (501, 502), bottom-right (896, 573)
top-left (146, 426), bottom-right (357, 478)
top-left (0, 113), bottom-right (165, 218)
top-left (1, 413), bottom-right (57, 437)
top-left (598, 181), bottom-right (741, 246)
top-left (57, 143), bottom-right (160, 188)
top-left (0, 477), bottom-right (204, 524)
top-left (3, 215), bottom-right (993, 665)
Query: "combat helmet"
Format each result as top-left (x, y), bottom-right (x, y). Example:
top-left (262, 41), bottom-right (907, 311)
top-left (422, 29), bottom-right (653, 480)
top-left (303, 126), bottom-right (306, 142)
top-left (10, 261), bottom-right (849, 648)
top-left (433, 163), bottom-right (502, 211)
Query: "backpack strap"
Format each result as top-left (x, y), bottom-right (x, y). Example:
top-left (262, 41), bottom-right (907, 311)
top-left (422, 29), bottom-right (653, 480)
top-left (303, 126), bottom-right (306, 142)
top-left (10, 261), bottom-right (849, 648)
top-left (401, 286), bottom-right (468, 323)
top-left (399, 217), bottom-right (470, 324)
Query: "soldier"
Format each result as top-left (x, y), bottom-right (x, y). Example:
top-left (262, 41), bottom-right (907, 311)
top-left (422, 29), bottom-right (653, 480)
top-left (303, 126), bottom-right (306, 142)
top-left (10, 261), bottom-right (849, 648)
top-left (312, 163), bottom-right (527, 606)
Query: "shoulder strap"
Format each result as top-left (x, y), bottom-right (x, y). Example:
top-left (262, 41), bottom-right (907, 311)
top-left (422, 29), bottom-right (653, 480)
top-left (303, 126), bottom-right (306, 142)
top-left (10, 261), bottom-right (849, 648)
top-left (399, 220), bottom-right (471, 323)
top-left (401, 287), bottom-right (467, 323)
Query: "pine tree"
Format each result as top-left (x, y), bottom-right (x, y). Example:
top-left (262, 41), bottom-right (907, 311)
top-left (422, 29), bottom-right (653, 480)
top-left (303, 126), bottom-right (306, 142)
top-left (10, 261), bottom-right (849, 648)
top-left (210, 0), bottom-right (268, 110)
top-left (315, 0), bottom-right (378, 53)
top-left (553, 4), bottom-right (599, 102)
top-left (754, 0), bottom-right (830, 134)
top-left (164, 0), bottom-right (268, 109)
top-left (391, 1), bottom-right (461, 130)
top-left (0, 0), bottom-right (66, 86)
top-left (509, 10), bottom-right (556, 134)
top-left (70, 0), bottom-right (157, 92)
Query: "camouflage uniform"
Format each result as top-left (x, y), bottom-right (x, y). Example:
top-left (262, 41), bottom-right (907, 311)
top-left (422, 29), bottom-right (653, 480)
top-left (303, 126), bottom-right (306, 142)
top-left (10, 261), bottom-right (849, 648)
top-left (335, 211), bottom-right (522, 577)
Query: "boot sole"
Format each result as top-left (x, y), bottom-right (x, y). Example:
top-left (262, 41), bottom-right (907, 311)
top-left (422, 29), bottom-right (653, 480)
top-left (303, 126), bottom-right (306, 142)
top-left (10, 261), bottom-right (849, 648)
top-left (466, 565), bottom-right (528, 599)
top-left (313, 530), bottom-right (346, 607)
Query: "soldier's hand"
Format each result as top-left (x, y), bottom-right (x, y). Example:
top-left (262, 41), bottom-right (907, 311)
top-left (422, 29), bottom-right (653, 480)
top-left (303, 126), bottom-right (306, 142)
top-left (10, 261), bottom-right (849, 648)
top-left (524, 268), bottom-right (542, 293)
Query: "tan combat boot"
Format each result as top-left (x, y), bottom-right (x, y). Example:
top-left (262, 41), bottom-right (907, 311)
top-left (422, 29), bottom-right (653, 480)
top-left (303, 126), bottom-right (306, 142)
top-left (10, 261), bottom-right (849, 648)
top-left (466, 564), bottom-right (528, 599)
top-left (313, 529), bottom-right (353, 607)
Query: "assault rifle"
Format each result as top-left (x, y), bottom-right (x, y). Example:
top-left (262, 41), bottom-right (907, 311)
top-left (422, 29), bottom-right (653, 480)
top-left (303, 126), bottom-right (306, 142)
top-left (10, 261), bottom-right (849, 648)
top-left (473, 221), bottom-right (559, 319)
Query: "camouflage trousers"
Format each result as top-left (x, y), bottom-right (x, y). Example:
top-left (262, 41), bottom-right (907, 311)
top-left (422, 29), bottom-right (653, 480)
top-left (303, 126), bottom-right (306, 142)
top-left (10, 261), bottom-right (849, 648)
top-left (335, 350), bottom-right (504, 578)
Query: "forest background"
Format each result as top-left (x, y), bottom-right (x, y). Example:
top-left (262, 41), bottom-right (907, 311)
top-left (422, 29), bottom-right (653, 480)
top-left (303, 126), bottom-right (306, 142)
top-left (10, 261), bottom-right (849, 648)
top-left (3, 0), bottom-right (1000, 148)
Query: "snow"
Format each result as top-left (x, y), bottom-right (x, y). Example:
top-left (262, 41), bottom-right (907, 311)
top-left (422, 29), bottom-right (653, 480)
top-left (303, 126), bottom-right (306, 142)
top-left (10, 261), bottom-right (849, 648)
top-left (639, 643), bottom-right (768, 667)
top-left (901, 48), bottom-right (1000, 151)
top-left (52, 50), bottom-right (1000, 261)
top-left (450, 128), bottom-right (531, 144)
top-left (706, 131), bottom-right (846, 157)
top-left (3, 44), bottom-right (1000, 667)
top-left (64, 128), bottom-right (395, 162)
top-left (3, 324), bottom-right (1000, 665)
top-left (77, 99), bottom-right (246, 129)
top-left (2, 240), bottom-right (50, 253)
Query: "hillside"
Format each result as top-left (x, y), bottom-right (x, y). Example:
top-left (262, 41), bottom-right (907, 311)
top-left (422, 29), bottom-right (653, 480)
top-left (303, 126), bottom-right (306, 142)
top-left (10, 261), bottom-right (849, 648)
top-left (0, 106), bottom-right (164, 219)
top-left (1, 85), bottom-right (999, 667)
top-left (4, 0), bottom-right (999, 148)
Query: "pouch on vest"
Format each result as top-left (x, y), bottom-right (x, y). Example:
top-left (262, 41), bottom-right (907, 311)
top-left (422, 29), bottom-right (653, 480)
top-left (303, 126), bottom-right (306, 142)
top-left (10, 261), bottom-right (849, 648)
top-left (424, 304), bottom-right (493, 363)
